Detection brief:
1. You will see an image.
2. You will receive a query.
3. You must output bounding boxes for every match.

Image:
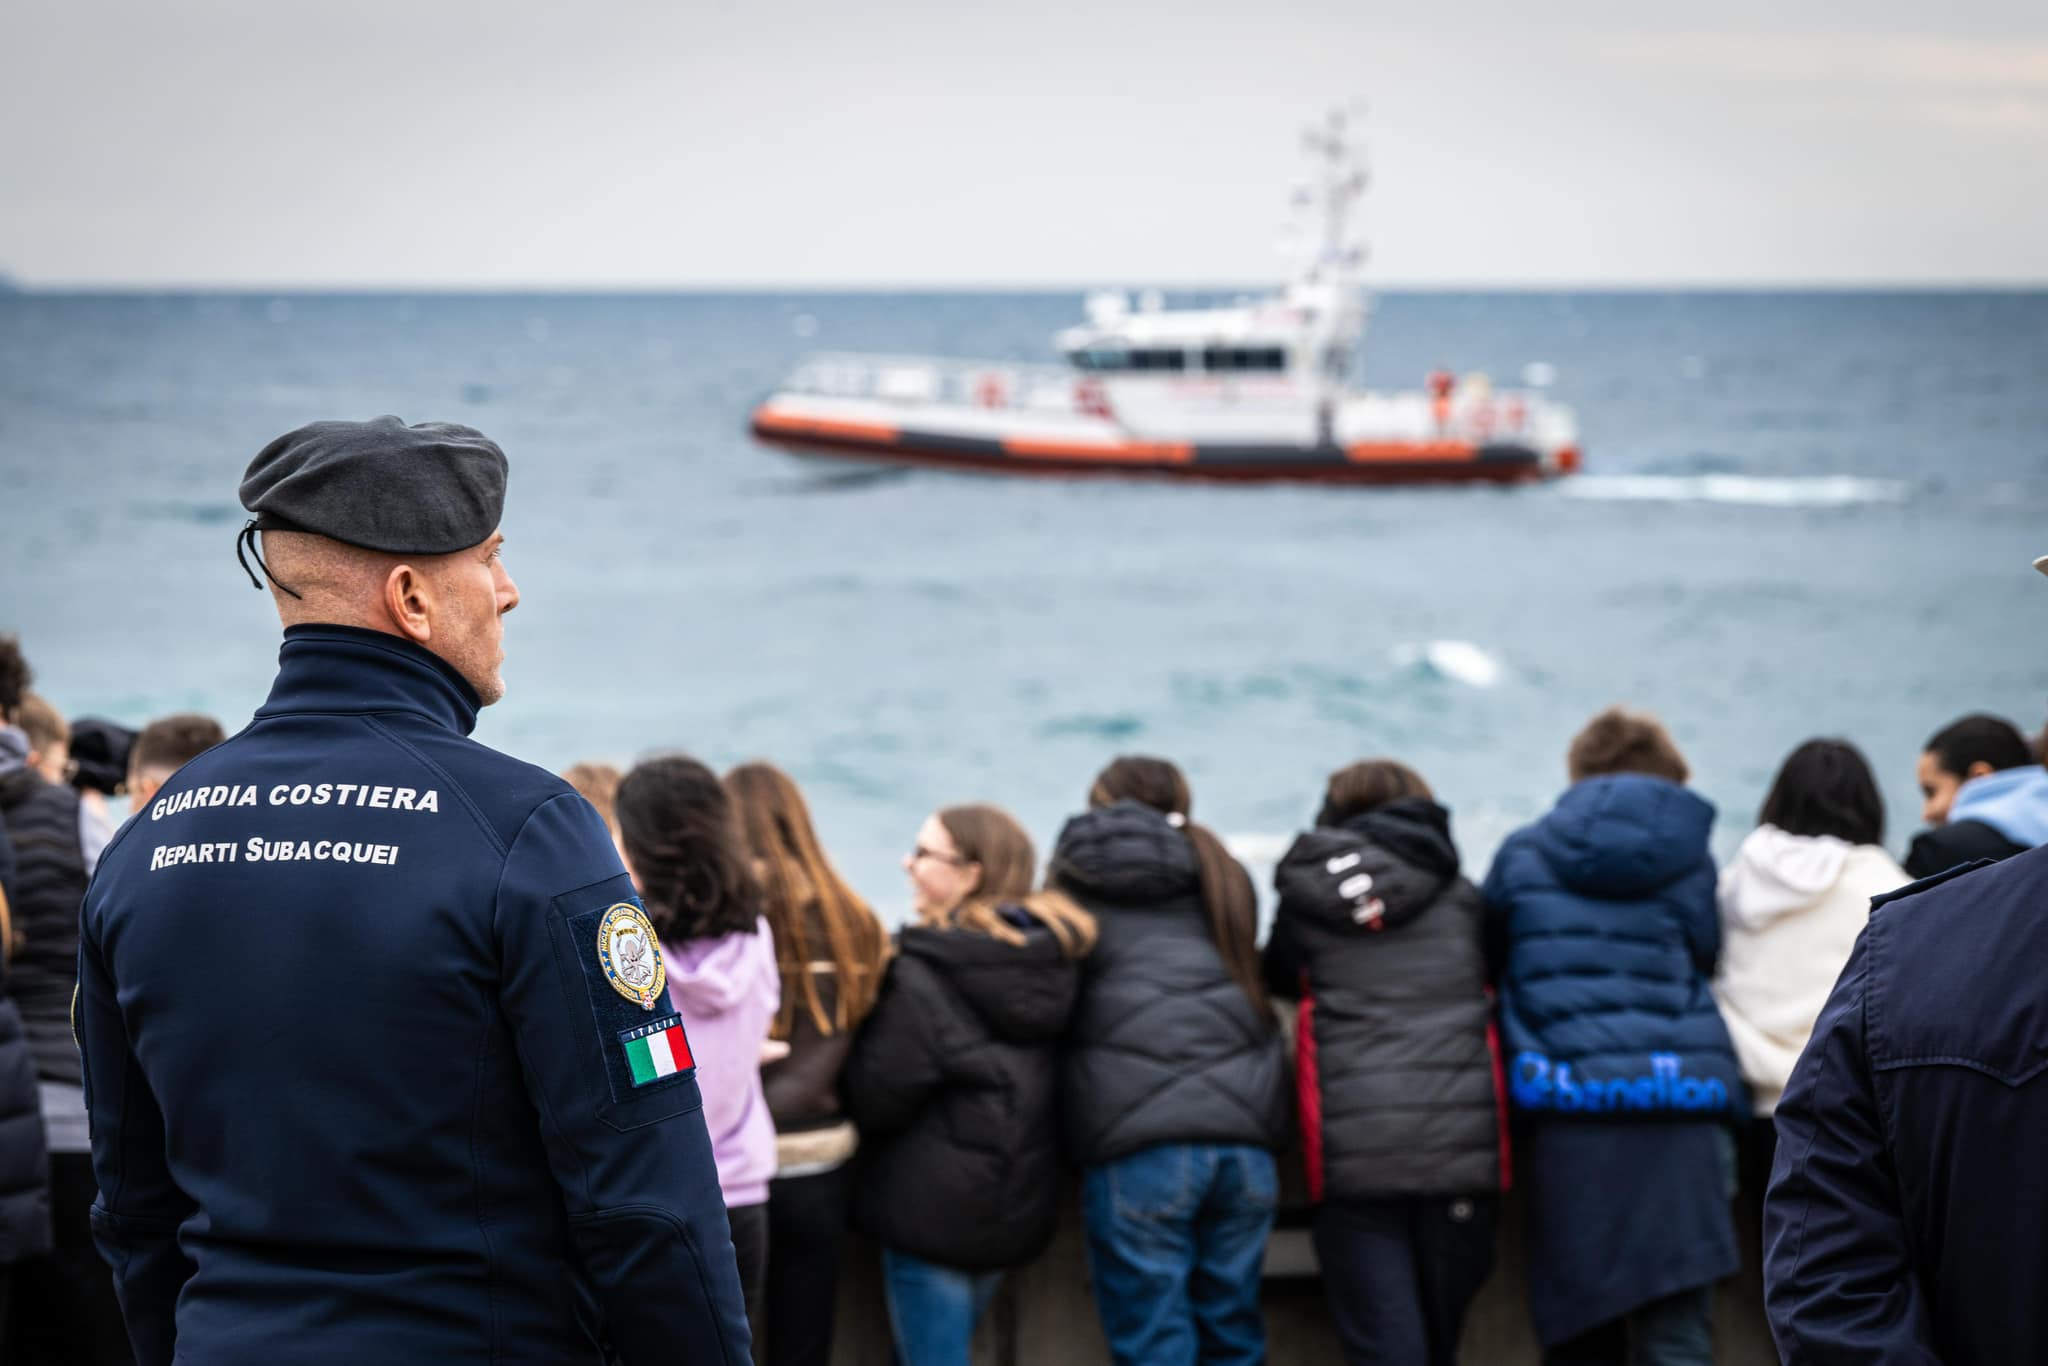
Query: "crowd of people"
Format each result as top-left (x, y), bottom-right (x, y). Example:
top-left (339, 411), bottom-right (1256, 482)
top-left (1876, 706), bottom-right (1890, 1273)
top-left (5, 623), bottom-right (2048, 1364)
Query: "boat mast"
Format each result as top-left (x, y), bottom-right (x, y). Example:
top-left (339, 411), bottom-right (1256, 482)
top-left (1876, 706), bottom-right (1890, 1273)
top-left (1298, 106), bottom-right (1368, 445)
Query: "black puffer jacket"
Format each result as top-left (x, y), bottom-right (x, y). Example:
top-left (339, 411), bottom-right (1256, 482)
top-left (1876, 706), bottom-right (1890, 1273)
top-left (1051, 802), bottom-right (1289, 1165)
top-left (1264, 799), bottom-right (1501, 1201)
top-left (0, 993), bottom-right (50, 1266)
top-left (0, 822), bottom-right (52, 1266)
top-left (0, 767), bottom-right (89, 1085)
top-left (843, 915), bottom-right (1079, 1270)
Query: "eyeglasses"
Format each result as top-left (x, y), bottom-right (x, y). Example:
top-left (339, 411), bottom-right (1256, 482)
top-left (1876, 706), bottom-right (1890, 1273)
top-left (908, 844), bottom-right (966, 868)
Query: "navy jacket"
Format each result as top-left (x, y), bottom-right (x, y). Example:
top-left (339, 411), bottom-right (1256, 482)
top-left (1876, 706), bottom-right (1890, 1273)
top-left (77, 626), bottom-right (749, 1366)
top-left (1482, 774), bottom-right (1745, 1118)
top-left (1765, 846), bottom-right (2048, 1364)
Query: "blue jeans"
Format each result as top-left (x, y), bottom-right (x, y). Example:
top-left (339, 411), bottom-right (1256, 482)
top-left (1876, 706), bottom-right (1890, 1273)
top-left (880, 1247), bottom-right (1004, 1366)
top-left (1541, 1286), bottom-right (1713, 1366)
top-left (1083, 1143), bottom-right (1278, 1366)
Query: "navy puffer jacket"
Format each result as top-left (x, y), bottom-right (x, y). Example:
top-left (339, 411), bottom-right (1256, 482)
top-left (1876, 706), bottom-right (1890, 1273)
top-left (1482, 774), bottom-right (1745, 1118)
top-left (1051, 802), bottom-right (1289, 1164)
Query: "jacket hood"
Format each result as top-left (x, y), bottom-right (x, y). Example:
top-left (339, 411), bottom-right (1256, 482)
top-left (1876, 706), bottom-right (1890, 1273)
top-left (1717, 825), bottom-right (1852, 931)
top-left (899, 916), bottom-right (1076, 1044)
top-left (663, 918), bottom-right (777, 1014)
top-left (1049, 801), bottom-right (1200, 904)
top-left (0, 726), bottom-right (28, 782)
top-left (1532, 774), bottom-right (1715, 899)
top-left (1948, 766), bottom-right (2048, 849)
top-left (1274, 798), bottom-right (1459, 932)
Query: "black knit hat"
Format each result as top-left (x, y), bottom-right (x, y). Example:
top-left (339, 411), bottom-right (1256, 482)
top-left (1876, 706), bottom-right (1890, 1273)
top-left (235, 416), bottom-right (508, 594)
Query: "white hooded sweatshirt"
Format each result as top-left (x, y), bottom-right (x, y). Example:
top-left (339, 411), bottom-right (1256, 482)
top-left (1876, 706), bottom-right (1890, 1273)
top-left (1712, 825), bottom-right (1907, 1115)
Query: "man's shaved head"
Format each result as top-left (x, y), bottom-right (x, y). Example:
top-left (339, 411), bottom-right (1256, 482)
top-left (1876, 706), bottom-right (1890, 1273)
top-left (261, 529), bottom-right (520, 705)
top-left (262, 533), bottom-right (406, 627)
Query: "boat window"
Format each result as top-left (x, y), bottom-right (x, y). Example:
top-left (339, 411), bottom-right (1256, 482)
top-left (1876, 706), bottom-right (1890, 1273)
top-left (1070, 348), bottom-right (1189, 372)
top-left (1202, 346), bottom-right (1289, 372)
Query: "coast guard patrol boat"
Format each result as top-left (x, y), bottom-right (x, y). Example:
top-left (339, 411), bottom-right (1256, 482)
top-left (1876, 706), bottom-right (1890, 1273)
top-left (750, 112), bottom-right (1581, 485)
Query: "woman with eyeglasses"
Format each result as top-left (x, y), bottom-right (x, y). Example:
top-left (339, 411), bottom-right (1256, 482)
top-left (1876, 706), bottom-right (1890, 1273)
top-left (1046, 756), bottom-right (1290, 1366)
top-left (842, 804), bottom-right (1096, 1366)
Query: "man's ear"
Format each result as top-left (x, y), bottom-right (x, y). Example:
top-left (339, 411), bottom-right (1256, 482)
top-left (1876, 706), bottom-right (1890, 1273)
top-left (382, 563), bottom-right (434, 643)
top-left (1966, 760), bottom-right (1999, 781)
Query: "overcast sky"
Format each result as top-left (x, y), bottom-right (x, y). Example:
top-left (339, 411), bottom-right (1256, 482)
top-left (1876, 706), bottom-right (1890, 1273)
top-left (3, 0), bottom-right (2044, 287)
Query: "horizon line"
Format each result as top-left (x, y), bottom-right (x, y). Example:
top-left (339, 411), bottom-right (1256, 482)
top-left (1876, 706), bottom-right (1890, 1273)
top-left (6, 277), bottom-right (2048, 296)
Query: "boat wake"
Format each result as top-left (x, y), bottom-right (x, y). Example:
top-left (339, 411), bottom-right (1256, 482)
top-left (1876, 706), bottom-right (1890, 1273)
top-left (1392, 640), bottom-right (1505, 689)
top-left (1558, 474), bottom-right (1910, 507)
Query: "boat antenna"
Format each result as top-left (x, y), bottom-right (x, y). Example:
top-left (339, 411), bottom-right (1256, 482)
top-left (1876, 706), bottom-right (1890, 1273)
top-left (1299, 106), bottom-right (1368, 287)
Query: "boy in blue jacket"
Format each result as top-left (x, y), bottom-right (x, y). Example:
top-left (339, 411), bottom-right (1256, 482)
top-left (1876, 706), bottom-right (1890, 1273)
top-left (1483, 707), bottom-right (1746, 1364)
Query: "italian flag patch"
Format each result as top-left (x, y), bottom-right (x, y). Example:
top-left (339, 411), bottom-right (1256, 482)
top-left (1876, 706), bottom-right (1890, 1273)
top-left (621, 1015), bottom-right (694, 1086)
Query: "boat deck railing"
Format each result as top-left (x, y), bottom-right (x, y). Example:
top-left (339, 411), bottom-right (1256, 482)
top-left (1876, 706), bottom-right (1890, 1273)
top-left (783, 352), bottom-right (1087, 414)
top-left (776, 352), bottom-right (1576, 445)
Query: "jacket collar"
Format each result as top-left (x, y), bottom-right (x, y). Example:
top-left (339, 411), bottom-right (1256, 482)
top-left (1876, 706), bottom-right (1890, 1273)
top-left (255, 624), bottom-right (482, 736)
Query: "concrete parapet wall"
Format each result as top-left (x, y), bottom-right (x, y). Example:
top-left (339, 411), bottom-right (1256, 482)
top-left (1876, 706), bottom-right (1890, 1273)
top-left (822, 1179), bottom-right (1775, 1364)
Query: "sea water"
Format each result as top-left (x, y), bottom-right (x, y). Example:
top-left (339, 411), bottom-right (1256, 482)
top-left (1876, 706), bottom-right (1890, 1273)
top-left (2, 289), bottom-right (2044, 917)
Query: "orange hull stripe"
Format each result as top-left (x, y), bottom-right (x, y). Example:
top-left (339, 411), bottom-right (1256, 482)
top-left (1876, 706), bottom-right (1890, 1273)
top-left (754, 412), bottom-right (902, 444)
top-left (1345, 441), bottom-right (1476, 462)
top-left (998, 436), bottom-right (1195, 464)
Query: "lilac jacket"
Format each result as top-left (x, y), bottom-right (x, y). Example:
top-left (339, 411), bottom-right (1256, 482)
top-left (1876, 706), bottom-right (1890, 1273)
top-left (663, 919), bottom-right (780, 1209)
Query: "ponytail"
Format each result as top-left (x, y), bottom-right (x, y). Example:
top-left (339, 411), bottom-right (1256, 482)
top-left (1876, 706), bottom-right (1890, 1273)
top-left (1089, 756), bottom-right (1269, 1019)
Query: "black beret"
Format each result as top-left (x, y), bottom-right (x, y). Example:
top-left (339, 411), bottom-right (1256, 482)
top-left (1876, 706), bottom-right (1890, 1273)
top-left (240, 416), bottom-right (508, 555)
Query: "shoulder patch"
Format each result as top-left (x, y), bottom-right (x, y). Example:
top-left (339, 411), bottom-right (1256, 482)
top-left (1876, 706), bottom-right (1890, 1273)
top-left (620, 1013), bottom-right (695, 1086)
top-left (596, 902), bottom-right (667, 1010)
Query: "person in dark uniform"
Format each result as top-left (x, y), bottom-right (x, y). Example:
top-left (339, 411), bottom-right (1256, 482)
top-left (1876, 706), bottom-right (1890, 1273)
top-left (75, 417), bottom-right (751, 1366)
top-left (1762, 554), bottom-right (2048, 1365)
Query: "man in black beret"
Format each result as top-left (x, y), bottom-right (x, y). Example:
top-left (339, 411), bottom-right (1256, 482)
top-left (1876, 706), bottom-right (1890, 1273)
top-left (234, 415), bottom-right (516, 703)
top-left (75, 419), bottom-right (751, 1366)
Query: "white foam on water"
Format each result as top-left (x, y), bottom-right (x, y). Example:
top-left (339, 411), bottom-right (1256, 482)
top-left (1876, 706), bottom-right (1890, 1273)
top-left (1560, 474), bottom-right (1910, 507)
top-left (1391, 640), bottom-right (1506, 689)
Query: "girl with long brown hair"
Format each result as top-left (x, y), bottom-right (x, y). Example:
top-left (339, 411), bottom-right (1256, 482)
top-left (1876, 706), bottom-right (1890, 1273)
top-left (842, 803), bottom-right (1094, 1366)
top-left (722, 762), bottom-right (887, 1366)
top-left (1047, 755), bottom-right (1289, 1366)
